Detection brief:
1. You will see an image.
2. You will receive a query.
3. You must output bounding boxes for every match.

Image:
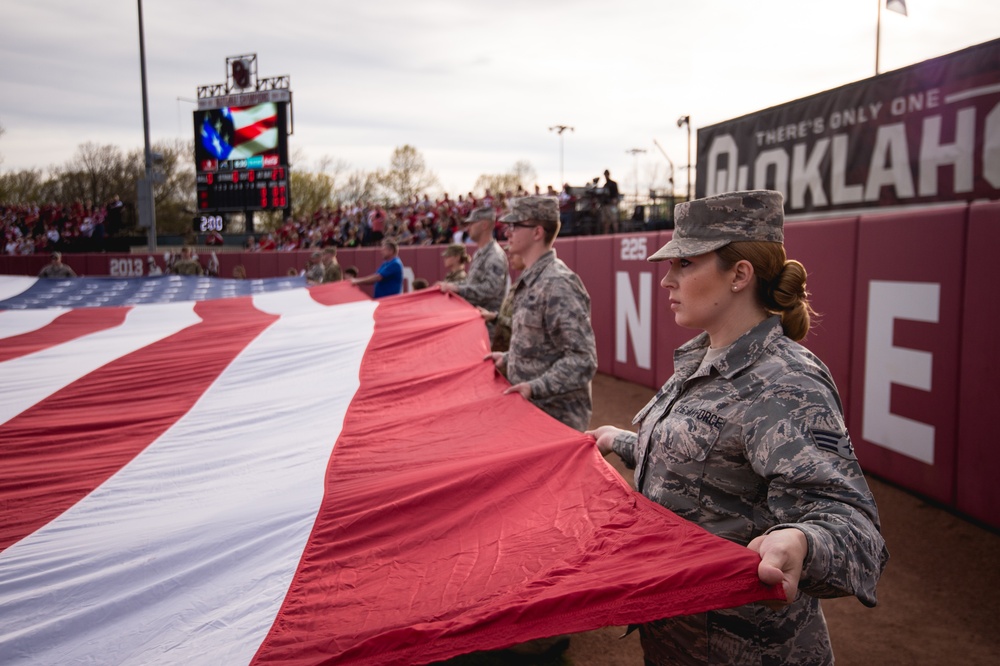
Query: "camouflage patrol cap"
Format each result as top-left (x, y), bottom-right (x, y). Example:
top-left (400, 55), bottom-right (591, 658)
top-left (462, 206), bottom-right (496, 225)
top-left (648, 190), bottom-right (785, 262)
top-left (442, 243), bottom-right (470, 261)
top-left (499, 196), bottom-right (559, 224)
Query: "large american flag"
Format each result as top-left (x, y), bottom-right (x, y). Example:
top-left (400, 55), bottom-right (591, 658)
top-left (0, 279), bottom-right (780, 665)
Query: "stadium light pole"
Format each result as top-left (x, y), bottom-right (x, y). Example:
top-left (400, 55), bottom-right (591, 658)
top-left (626, 148), bottom-right (647, 204)
top-left (176, 96), bottom-right (197, 135)
top-left (548, 125), bottom-right (574, 186)
top-left (137, 0), bottom-right (156, 251)
top-left (677, 115), bottom-right (692, 202)
top-left (652, 139), bottom-right (675, 194)
top-left (653, 138), bottom-right (677, 220)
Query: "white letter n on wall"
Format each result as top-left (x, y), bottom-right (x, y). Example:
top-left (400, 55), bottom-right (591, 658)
top-left (615, 272), bottom-right (652, 370)
top-left (862, 280), bottom-right (940, 464)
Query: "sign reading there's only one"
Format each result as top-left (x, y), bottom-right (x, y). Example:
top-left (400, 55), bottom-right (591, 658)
top-left (697, 38), bottom-right (1000, 216)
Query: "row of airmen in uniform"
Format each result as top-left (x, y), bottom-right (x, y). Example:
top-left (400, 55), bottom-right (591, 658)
top-left (429, 192), bottom-right (888, 665)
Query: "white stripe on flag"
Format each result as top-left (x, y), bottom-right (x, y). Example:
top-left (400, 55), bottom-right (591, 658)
top-left (0, 299), bottom-right (377, 665)
top-left (0, 307), bottom-right (69, 341)
top-left (0, 302), bottom-right (200, 426)
top-left (231, 103), bottom-right (276, 130)
top-left (0, 277), bottom-right (36, 302)
top-left (229, 128), bottom-right (279, 160)
top-left (251, 286), bottom-right (325, 315)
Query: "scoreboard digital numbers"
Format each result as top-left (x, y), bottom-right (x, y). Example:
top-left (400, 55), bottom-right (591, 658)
top-left (195, 160), bottom-right (289, 212)
top-left (193, 213), bottom-right (226, 234)
top-left (193, 95), bottom-right (291, 214)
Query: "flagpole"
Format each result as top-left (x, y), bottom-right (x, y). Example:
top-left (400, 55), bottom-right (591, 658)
top-left (876, 0), bottom-right (882, 75)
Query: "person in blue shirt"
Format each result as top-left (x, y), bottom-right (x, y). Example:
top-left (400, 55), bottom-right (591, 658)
top-left (352, 238), bottom-right (404, 298)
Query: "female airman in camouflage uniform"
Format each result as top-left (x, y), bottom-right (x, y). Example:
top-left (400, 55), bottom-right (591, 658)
top-left (590, 190), bottom-right (888, 666)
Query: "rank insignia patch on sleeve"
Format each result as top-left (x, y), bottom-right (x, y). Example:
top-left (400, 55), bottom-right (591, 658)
top-left (810, 428), bottom-right (856, 460)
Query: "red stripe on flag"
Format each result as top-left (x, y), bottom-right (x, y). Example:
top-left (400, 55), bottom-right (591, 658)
top-left (250, 290), bottom-right (780, 665)
top-left (233, 122), bottom-right (274, 146)
top-left (232, 109), bottom-right (277, 145)
top-left (0, 308), bottom-right (128, 363)
top-left (0, 298), bottom-right (277, 553)
top-left (307, 281), bottom-right (373, 307)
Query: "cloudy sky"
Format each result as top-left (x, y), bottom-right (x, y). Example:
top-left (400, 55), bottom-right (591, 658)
top-left (2, 0), bottom-right (998, 198)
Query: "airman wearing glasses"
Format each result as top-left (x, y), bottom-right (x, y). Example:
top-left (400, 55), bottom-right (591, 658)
top-left (489, 196), bottom-right (597, 432)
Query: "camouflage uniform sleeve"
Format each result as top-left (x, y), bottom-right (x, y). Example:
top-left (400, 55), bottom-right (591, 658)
top-left (611, 430), bottom-right (638, 469)
top-left (456, 245), bottom-right (507, 309)
top-left (495, 292), bottom-right (515, 330)
top-left (323, 264), bottom-right (342, 283)
top-left (744, 372), bottom-right (888, 606)
top-left (524, 276), bottom-right (597, 400)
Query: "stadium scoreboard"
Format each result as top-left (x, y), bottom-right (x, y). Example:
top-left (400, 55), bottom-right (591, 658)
top-left (195, 161), bottom-right (289, 212)
top-left (193, 88), bottom-right (291, 214)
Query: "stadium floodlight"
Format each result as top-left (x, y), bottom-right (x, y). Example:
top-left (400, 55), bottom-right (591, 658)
top-left (548, 125), bottom-right (574, 186)
top-left (677, 116), bottom-right (692, 201)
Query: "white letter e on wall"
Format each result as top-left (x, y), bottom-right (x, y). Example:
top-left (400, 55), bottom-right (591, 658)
top-left (862, 280), bottom-right (939, 464)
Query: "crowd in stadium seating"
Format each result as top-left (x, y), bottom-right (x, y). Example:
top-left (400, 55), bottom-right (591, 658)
top-left (1, 197), bottom-right (127, 255)
top-left (1, 186), bottom-right (577, 255)
top-left (242, 188), bottom-right (534, 253)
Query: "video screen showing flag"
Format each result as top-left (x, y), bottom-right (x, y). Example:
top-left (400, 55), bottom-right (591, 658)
top-left (193, 102), bottom-right (290, 214)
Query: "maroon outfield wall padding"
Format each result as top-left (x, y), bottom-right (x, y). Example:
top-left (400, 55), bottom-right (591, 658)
top-left (612, 233), bottom-right (662, 389)
top-left (553, 236), bottom-right (577, 273)
top-left (847, 205), bottom-right (967, 506)
top-left (782, 216), bottom-right (860, 407)
top-left (571, 236), bottom-right (615, 376)
top-left (955, 200), bottom-right (1000, 526)
top-left (412, 243), bottom-right (444, 285)
top-left (275, 250), bottom-right (301, 277)
top-left (258, 251), bottom-right (279, 278)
